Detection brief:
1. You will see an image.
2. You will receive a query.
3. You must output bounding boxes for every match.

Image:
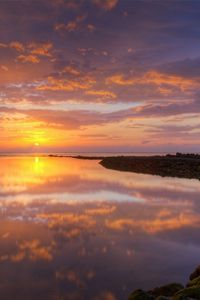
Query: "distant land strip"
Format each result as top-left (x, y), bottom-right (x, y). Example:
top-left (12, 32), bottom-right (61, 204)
top-left (48, 153), bottom-right (200, 180)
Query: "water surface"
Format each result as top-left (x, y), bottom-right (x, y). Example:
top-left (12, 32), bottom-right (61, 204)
top-left (0, 156), bottom-right (200, 300)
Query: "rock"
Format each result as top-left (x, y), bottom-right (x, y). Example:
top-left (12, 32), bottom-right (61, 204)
top-left (190, 266), bottom-right (200, 281)
top-left (150, 283), bottom-right (184, 297)
top-left (155, 296), bottom-right (171, 300)
top-left (127, 266), bottom-right (200, 300)
top-left (187, 276), bottom-right (200, 288)
top-left (128, 289), bottom-right (155, 300)
top-left (172, 287), bottom-right (200, 299)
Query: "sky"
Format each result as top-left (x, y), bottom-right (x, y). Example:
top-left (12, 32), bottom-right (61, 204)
top-left (1, 0), bottom-right (200, 153)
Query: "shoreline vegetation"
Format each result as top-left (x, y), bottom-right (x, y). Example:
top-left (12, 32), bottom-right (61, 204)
top-left (48, 153), bottom-right (200, 180)
top-left (128, 265), bottom-right (200, 300)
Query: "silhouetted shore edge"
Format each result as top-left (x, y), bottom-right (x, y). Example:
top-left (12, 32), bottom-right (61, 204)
top-left (48, 153), bottom-right (200, 180)
top-left (99, 153), bottom-right (200, 180)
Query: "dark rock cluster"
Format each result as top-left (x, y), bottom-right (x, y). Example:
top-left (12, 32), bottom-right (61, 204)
top-left (128, 266), bottom-right (200, 300)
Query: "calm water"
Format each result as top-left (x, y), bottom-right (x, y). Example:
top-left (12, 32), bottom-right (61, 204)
top-left (0, 156), bottom-right (200, 300)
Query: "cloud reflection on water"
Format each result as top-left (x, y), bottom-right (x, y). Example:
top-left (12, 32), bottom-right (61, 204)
top-left (0, 157), bottom-right (200, 299)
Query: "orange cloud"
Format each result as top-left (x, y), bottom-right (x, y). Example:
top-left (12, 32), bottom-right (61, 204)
top-left (66, 270), bottom-right (85, 287)
top-left (87, 24), bottom-right (96, 32)
top-left (55, 14), bottom-right (95, 33)
top-left (85, 205), bottom-right (116, 216)
top-left (93, 0), bottom-right (118, 11)
top-left (93, 291), bottom-right (117, 300)
top-left (0, 40), bottom-right (53, 65)
top-left (106, 212), bottom-right (200, 234)
top-left (106, 70), bottom-right (199, 92)
top-left (63, 228), bottom-right (81, 239)
top-left (142, 71), bottom-right (198, 91)
top-left (37, 76), bottom-right (96, 91)
top-left (63, 65), bottom-right (81, 76)
top-left (17, 54), bottom-right (40, 63)
top-left (3, 239), bottom-right (53, 262)
top-left (0, 43), bottom-right (7, 48)
top-left (56, 268), bottom-right (94, 288)
top-left (28, 42), bottom-right (53, 57)
top-left (128, 48), bottom-right (134, 53)
top-left (1, 65), bottom-right (8, 71)
top-left (11, 251), bottom-right (26, 262)
top-left (0, 41), bottom-right (25, 52)
top-left (37, 212), bottom-right (96, 229)
top-left (106, 74), bottom-right (135, 85)
top-left (85, 89), bottom-right (116, 99)
top-left (56, 21), bottom-right (79, 32)
top-left (9, 41), bottom-right (25, 52)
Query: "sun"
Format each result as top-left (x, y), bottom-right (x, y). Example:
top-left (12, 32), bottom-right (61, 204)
top-left (34, 142), bottom-right (40, 147)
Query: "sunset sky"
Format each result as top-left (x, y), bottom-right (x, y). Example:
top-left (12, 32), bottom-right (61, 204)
top-left (1, 0), bottom-right (200, 153)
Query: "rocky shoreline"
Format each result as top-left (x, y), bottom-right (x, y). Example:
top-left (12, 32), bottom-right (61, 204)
top-left (128, 265), bottom-right (200, 299)
top-left (99, 153), bottom-right (200, 180)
